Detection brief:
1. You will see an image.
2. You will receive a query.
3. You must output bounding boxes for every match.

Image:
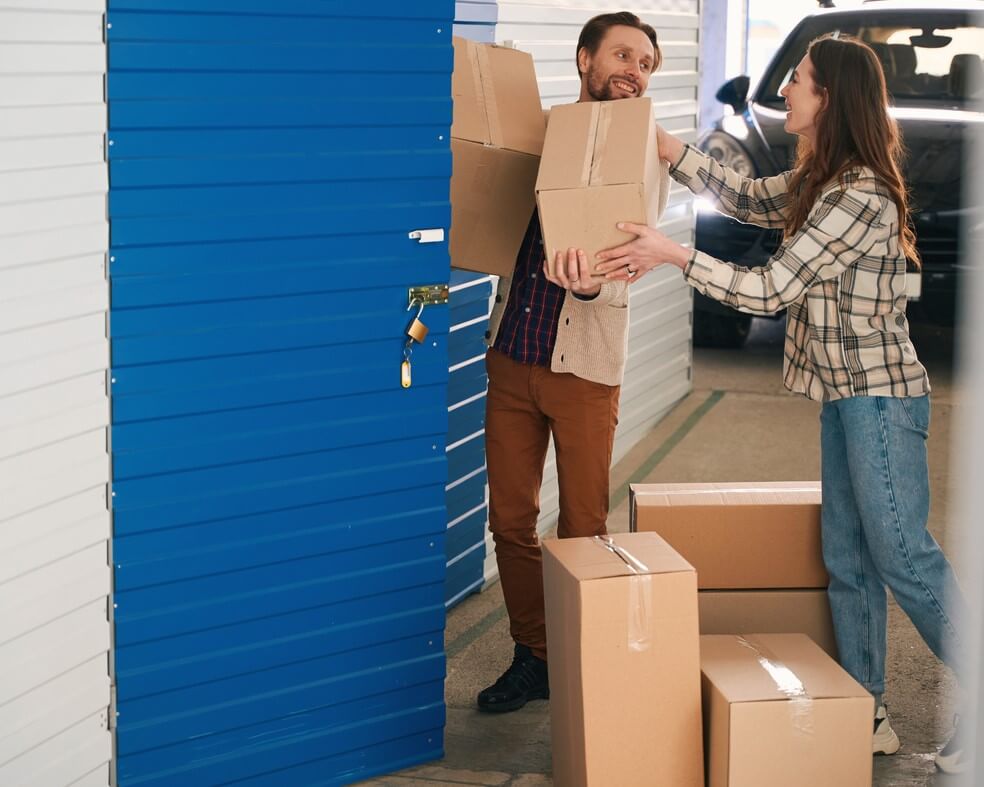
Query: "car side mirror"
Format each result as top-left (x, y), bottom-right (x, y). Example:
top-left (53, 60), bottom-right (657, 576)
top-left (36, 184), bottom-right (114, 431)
top-left (715, 76), bottom-right (751, 112)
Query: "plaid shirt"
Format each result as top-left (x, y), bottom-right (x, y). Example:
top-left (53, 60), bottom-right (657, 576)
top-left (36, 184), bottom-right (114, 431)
top-left (493, 210), bottom-right (566, 366)
top-left (672, 144), bottom-right (929, 402)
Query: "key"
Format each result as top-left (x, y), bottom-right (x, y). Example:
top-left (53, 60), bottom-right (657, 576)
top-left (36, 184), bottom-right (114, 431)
top-left (401, 345), bottom-right (413, 389)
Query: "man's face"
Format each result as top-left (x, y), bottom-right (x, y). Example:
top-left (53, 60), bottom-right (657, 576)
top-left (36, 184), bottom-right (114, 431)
top-left (578, 25), bottom-right (656, 102)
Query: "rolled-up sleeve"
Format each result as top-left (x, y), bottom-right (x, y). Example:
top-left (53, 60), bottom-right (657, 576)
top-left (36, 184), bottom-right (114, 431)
top-left (671, 144), bottom-right (793, 229)
top-left (683, 186), bottom-right (885, 316)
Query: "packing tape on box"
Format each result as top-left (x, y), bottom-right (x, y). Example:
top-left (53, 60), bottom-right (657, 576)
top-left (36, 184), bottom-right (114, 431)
top-left (593, 536), bottom-right (653, 652)
top-left (577, 103), bottom-right (601, 188)
top-left (475, 46), bottom-right (504, 148)
top-left (736, 635), bottom-right (816, 736)
top-left (469, 45), bottom-right (493, 145)
top-left (637, 487), bottom-right (820, 497)
top-left (588, 102), bottom-right (613, 186)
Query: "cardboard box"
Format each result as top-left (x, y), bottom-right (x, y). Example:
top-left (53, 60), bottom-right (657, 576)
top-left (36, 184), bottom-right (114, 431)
top-left (701, 633), bottom-right (873, 787)
top-left (450, 37), bottom-right (544, 276)
top-left (543, 533), bottom-right (703, 787)
top-left (630, 482), bottom-right (828, 589)
top-left (698, 589), bottom-right (838, 660)
top-left (449, 140), bottom-right (538, 278)
top-left (535, 97), bottom-right (665, 270)
top-left (451, 38), bottom-right (544, 156)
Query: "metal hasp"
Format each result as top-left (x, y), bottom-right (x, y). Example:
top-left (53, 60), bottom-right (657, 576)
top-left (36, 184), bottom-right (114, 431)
top-left (409, 285), bottom-right (449, 307)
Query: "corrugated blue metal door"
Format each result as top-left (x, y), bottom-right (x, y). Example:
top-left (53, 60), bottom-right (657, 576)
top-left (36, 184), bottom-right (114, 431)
top-left (107, 2), bottom-right (453, 784)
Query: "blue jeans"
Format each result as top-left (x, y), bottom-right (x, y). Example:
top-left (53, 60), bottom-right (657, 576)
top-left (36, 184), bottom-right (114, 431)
top-left (820, 394), bottom-right (966, 702)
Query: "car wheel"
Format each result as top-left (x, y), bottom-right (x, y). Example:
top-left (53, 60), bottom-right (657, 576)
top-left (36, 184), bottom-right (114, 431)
top-left (693, 311), bottom-right (753, 349)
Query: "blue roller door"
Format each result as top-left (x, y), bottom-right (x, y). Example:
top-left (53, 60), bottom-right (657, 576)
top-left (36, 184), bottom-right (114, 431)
top-left (444, 0), bottom-right (497, 608)
top-left (107, 1), bottom-right (453, 784)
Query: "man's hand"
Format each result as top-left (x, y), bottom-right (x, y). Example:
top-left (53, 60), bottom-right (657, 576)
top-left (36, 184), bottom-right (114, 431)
top-left (544, 247), bottom-right (602, 298)
top-left (655, 123), bottom-right (685, 166)
top-left (593, 222), bottom-right (691, 282)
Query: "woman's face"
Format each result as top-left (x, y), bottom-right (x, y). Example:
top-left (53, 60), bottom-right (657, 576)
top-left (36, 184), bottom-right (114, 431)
top-left (780, 54), bottom-right (826, 142)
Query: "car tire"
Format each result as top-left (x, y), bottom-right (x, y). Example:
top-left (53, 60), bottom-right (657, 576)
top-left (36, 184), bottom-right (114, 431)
top-left (693, 311), bottom-right (753, 349)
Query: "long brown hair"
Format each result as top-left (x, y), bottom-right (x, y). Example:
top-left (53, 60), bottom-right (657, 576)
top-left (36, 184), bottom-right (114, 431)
top-left (785, 35), bottom-right (920, 267)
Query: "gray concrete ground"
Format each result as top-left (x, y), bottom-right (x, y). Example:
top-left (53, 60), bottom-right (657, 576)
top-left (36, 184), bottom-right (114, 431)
top-left (360, 315), bottom-right (965, 786)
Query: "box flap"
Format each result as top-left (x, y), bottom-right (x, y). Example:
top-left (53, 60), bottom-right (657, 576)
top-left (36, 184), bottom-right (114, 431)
top-left (451, 37), bottom-right (544, 155)
top-left (587, 97), bottom-right (654, 187)
top-left (632, 481), bottom-right (821, 509)
top-left (543, 532), bottom-right (694, 581)
top-left (536, 101), bottom-right (596, 191)
top-left (480, 45), bottom-right (545, 155)
top-left (700, 633), bottom-right (870, 704)
top-left (451, 37), bottom-right (491, 145)
top-left (536, 97), bottom-right (654, 192)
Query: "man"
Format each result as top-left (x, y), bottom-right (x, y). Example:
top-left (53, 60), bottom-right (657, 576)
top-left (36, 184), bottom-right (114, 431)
top-left (477, 12), bottom-right (663, 713)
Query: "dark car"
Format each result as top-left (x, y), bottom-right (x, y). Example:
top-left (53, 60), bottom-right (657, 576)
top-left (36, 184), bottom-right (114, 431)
top-left (693, 0), bottom-right (983, 347)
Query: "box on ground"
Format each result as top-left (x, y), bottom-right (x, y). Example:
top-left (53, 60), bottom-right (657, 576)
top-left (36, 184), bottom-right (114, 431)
top-left (630, 482), bottom-right (827, 589)
top-left (450, 37), bottom-right (544, 277)
top-left (699, 589), bottom-right (838, 660)
top-left (535, 97), bottom-right (667, 271)
top-left (543, 532), bottom-right (703, 787)
top-left (701, 633), bottom-right (873, 787)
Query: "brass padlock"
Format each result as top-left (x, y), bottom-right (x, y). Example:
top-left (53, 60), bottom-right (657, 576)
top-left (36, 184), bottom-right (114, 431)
top-left (406, 299), bottom-right (429, 343)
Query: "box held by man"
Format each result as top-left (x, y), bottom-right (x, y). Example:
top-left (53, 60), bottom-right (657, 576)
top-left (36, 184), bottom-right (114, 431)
top-left (450, 37), bottom-right (544, 276)
top-left (536, 97), bottom-right (666, 271)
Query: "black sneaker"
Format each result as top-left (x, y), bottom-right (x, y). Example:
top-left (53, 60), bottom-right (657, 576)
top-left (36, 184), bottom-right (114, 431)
top-left (935, 715), bottom-right (971, 775)
top-left (476, 643), bottom-right (549, 713)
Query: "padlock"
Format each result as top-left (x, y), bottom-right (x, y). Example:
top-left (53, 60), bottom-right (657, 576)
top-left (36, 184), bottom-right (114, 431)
top-left (406, 299), bottom-right (429, 343)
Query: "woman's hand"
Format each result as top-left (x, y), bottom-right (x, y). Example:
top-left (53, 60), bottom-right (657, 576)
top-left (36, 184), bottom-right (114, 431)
top-left (544, 247), bottom-right (602, 297)
top-left (593, 222), bottom-right (692, 282)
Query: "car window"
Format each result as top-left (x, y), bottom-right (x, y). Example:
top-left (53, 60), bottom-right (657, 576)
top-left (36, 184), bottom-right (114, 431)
top-left (756, 12), bottom-right (983, 108)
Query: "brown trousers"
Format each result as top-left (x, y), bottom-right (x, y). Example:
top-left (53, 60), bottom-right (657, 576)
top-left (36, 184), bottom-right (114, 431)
top-left (485, 349), bottom-right (620, 661)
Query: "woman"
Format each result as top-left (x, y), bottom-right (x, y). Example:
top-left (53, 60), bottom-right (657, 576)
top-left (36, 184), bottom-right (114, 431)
top-left (555, 35), bottom-right (969, 773)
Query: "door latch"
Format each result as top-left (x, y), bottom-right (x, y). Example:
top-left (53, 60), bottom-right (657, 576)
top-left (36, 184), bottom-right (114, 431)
top-left (408, 228), bottom-right (445, 243)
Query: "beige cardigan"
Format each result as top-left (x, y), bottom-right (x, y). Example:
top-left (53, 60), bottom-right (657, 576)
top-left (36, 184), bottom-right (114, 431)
top-left (486, 161), bottom-right (670, 387)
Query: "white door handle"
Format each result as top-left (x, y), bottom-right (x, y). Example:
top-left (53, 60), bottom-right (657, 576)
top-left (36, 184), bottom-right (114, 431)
top-left (408, 228), bottom-right (445, 243)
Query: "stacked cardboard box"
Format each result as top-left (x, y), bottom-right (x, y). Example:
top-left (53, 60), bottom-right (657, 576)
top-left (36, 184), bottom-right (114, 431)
top-left (535, 97), bottom-right (668, 271)
top-left (630, 482), bottom-right (838, 659)
top-left (450, 37), bottom-right (545, 276)
top-left (701, 633), bottom-right (873, 786)
top-left (543, 532), bottom-right (703, 786)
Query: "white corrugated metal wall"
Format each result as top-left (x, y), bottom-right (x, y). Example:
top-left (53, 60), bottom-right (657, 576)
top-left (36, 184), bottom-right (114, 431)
top-left (0, 3), bottom-right (114, 786)
top-left (487, 1), bottom-right (699, 579)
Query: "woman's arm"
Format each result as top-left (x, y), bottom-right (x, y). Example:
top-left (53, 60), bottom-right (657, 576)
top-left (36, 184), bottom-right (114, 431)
top-left (658, 126), bottom-right (793, 229)
top-left (595, 186), bottom-right (886, 316)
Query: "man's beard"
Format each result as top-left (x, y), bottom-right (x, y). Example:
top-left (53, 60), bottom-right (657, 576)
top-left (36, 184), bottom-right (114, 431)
top-left (585, 66), bottom-right (635, 101)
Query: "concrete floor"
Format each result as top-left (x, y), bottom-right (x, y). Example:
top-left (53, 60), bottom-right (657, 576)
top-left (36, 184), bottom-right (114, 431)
top-left (360, 315), bottom-right (966, 786)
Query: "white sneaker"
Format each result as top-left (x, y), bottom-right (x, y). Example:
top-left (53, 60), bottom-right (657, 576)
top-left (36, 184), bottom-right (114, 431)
top-left (873, 705), bottom-right (900, 755)
top-left (935, 715), bottom-right (971, 775)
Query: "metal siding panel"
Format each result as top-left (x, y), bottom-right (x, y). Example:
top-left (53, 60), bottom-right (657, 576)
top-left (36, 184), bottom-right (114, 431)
top-left (486, 1), bottom-right (697, 557)
top-left (107, 2), bottom-right (454, 784)
top-left (2, 714), bottom-right (112, 787)
top-left (443, 2), bottom-right (496, 607)
top-left (0, 6), bottom-right (112, 786)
